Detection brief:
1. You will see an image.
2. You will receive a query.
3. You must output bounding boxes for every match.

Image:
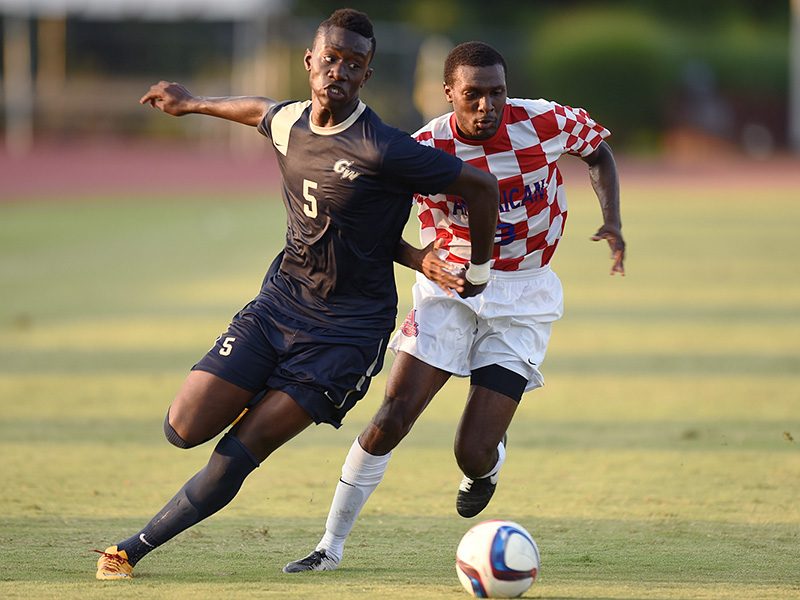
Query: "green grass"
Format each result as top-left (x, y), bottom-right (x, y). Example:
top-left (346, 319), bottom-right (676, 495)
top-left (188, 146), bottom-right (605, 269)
top-left (1, 183), bottom-right (799, 599)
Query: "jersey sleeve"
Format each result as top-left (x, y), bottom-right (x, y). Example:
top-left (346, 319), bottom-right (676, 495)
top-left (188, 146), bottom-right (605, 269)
top-left (553, 103), bottom-right (610, 157)
top-left (381, 132), bottom-right (462, 196)
top-left (256, 102), bottom-right (285, 139)
top-left (257, 100), bottom-right (309, 157)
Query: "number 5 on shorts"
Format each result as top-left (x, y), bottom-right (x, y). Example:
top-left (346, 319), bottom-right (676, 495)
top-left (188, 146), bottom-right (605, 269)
top-left (219, 337), bottom-right (236, 356)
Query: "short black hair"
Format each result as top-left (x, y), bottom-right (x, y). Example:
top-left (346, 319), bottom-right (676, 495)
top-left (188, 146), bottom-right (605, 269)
top-left (316, 8), bottom-right (376, 60)
top-left (444, 41), bottom-right (507, 86)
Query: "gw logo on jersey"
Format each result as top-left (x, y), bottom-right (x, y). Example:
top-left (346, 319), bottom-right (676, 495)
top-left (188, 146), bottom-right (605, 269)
top-left (334, 159), bottom-right (362, 181)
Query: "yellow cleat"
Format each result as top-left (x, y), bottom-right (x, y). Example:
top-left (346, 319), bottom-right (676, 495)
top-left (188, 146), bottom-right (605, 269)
top-left (94, 546), bottom-right (133, 580)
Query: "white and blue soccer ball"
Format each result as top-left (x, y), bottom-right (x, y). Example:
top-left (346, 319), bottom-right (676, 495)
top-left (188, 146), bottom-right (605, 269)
top-left (455, 520), bottom-right (540, 598)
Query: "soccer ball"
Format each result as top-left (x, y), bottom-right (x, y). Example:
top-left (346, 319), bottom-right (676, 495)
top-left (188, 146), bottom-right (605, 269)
top-left (455, 520), bottom-right (540, 598)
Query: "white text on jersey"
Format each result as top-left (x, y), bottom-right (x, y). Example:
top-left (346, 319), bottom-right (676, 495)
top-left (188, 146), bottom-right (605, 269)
top-left (334, 159), bottom-right (362, 181)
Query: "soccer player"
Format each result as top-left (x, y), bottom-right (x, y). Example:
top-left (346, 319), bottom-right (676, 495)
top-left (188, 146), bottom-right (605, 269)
top-left (284, 40), bottom-right (625, 572)
top-left (94, 11), bottom-right (500, 580)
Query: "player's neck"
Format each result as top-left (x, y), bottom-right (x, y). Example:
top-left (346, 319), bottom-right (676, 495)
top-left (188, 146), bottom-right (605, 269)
top-left (311, 98), bottom-right (361, 128)
top-left (454, 122), bottom-right (478, 141)
top-left (453, 120), bottom-right (492, 143)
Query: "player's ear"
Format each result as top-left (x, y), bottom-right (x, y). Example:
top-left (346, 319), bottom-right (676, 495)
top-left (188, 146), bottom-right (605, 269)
top-left (444, 82), bottom-right (454, 104)
top-left (304, 49), bottom-right (312, 72)
top-left (361, 67), bottom-right (374, 87)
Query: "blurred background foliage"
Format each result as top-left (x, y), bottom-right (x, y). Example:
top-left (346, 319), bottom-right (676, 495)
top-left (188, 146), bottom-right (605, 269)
top-left (0, 0), bottom-right (791, 155)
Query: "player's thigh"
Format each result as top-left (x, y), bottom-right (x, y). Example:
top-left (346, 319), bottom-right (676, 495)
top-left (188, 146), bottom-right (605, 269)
top-left (171, 304), bottom-right (282, 443)
top-left (231, 389), bottom-right (314, 462)
top-left (169, 370), bottom-right (256, 444)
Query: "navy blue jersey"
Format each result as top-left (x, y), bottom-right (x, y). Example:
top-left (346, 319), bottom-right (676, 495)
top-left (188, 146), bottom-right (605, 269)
top-left (257, 100), bottom-right (462, 340)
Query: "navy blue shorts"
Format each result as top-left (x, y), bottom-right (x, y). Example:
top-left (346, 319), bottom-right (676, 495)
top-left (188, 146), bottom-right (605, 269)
top-left (193, 297), bottom-right (388, 428)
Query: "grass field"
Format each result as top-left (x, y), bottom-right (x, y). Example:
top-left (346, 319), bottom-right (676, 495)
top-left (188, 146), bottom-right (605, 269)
top-left (1, 179), bottom-right (799, 599)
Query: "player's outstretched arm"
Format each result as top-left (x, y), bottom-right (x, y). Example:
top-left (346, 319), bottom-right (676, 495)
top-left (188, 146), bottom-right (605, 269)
top-left (441, 164), bottom-right (499, 297)
top-left (394, 238), bottom-right (465, 296)
top-left (139, 81), bottom-right (276, 127)
top-left (582, 141), bottom-right (625, 276)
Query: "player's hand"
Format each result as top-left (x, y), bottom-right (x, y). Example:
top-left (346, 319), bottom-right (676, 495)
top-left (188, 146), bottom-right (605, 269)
top-left (458, 281), bottom-right (486, 298)
top-left (139, 81), bottom-right (196, 116)
top-left (591, 223), bottom-right (625, 276)
top-left (419, 239), bottom-right (465, 297)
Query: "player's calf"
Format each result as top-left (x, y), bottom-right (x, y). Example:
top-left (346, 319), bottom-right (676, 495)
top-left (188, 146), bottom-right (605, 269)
top-left (456, 433), bottom-right (507, 518)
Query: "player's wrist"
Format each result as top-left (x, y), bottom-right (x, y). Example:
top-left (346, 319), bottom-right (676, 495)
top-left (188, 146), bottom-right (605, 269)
top-left (465, 260), bottom-right (490, 285)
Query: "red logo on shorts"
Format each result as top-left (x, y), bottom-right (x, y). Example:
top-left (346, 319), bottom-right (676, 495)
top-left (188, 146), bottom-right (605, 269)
top-left (400, 309), bottom-right (419, 337)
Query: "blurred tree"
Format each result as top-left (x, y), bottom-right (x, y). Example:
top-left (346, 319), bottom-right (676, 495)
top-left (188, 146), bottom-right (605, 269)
top-left (406, 0), bottom-right (460, 34)
top-left (618, 0), bottom-right (788, 28)
top-left (5, 0), bottom-right (787, 151)
top-left (290, 0), bottom-right (788, 29)
top-left (527, 8), bottom-right (681, 150)
top-left (66, 20), bottom-right (234, 76)
top-left (286, 0), bottom-right (790, 150)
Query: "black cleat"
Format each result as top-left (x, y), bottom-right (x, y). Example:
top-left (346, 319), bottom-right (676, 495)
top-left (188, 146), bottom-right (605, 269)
top-left (456, 433), bottom-right (506, 518)
top-left (282, 549), bottom-right (339, 573)
top-left (456, 475), bottom-right (498, 518)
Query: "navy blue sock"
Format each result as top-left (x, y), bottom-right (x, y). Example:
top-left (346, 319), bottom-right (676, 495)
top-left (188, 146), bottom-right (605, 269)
top-left (117, 433), bottom-right (259, 566)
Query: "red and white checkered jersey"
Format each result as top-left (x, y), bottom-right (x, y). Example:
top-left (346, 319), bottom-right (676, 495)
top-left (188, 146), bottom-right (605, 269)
top-left (414, 98), bottom-right (610, 271)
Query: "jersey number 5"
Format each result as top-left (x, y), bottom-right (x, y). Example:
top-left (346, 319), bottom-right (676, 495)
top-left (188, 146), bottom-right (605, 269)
top-left (303, 179), bottom-right (318, 218)
top-left (219, 336), bottom-right (236, 356)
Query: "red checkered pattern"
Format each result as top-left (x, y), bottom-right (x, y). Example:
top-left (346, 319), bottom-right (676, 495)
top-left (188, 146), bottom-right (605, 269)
top-left (414, 98), bottom-right (609, 271)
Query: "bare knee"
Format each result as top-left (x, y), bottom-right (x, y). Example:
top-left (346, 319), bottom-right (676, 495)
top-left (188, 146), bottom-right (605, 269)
top-left (163, 407), bottom-right (208, 449)
top-left (360, 393), bottom-right (419, 454)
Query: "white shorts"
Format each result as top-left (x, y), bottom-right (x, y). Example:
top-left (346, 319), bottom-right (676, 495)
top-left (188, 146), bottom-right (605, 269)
top-left (389, 265), bottom-right (563, 392)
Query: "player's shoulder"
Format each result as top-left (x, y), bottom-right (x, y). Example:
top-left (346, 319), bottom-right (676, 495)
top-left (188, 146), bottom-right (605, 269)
top-left (507, 97), bottom-right (602, 137)
top-left (266, 99), bottom-right (311, 125)
top-left (272, 99), bottom-right (310, 114)
top-left (260, 100), bottom-right (311, 149)
top-left (412, 112), bottom-right (455, 146)
top-left (356, 105), bottom-right (408, 146)
top-left (509, 97), bottom-right (597, 123)
top-left (355, 106), bottom-right (427, 168)
top-left (507, 97), bottom-right (561, 118)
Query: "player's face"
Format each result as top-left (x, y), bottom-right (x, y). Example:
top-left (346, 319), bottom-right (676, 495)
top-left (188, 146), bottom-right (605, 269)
top-left (445, 64), bottom-right (507, 140)
top-left (305, 26), bottom-right (374, 118)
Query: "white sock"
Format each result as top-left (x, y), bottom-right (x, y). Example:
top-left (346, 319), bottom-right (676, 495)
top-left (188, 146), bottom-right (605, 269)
top-left (316, 437), bottom-right (391, 562)
top-left (478, 438), bottom-right (506, 481)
